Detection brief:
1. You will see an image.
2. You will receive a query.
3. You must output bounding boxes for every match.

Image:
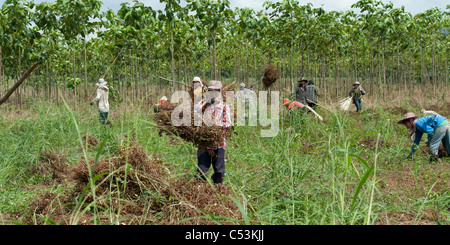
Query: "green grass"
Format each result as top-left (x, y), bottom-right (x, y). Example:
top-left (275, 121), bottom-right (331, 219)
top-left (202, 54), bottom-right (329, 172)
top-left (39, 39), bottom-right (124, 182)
top-left (0, 98), bottom-right (449, 225)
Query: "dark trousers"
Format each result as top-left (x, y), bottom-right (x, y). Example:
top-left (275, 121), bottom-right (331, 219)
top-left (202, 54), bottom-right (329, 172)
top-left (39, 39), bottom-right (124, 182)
top-left (197, 147), bottom-right (225, 184)
top-left (353, 99), bottom-right (362, 112)
top-left (99, 110), bottom-right (109, 124)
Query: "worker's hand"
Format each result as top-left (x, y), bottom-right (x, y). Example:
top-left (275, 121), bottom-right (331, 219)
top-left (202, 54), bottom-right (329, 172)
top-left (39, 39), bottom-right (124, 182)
top-left (420, 109), bottom-right (425, 114)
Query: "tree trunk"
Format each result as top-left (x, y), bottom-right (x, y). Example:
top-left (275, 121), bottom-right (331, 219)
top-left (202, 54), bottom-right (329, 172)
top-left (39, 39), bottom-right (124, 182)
top-left (171, 24), bottom-right (175, 92)
top-left (184, 54), bottom-right (188, 91)
top-left (72, 41), bottom-right (75, 99)
top-left (84, 37), bottom-right (88, 98)
top-left (212, 32), bottom-right (217, 80)
top-left (0, 61), bottom-right (41, 106)
top-left (0, 44), bottom-right (2, 89)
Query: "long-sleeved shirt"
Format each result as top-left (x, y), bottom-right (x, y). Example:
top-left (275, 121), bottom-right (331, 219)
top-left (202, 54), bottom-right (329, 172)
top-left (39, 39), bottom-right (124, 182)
top-left (194, 99), bottom-right (232, 150)
top-left (284, 100), bottom-right (305, 110)
top-left (92, 86), bottom-right (109, 112)
top-left (305, 85), bottom-right (319, 102)
top-left (411, 115), bottom-right (447, 154)
top-left (294, 85), bottom-right (307, 104)
top-left (349, 87), bottom-right (365, 101)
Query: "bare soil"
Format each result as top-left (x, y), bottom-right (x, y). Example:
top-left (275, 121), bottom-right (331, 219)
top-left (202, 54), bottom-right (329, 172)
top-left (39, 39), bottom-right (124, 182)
top-left (375, 162), bottom-right (450, 225)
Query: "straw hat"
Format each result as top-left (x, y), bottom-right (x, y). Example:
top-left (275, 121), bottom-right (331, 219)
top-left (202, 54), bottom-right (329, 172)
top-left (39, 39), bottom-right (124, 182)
top-left (397, 112), bottom-right (419, 125)
top-left (193, 77), bottom-right (201, 83)
top-left (353, 81), bottom-right (360, 85)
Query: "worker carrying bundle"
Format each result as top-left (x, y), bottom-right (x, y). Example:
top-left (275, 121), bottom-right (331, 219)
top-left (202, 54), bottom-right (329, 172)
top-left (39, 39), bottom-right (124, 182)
top-left (348, 81), bottom-right (366, 112)
top-left (397, 112), bottom-right (450, 162)
top-left (90, 79), bottom-right (112, 126)
top-left (193, 80), bottom-right (232, 184)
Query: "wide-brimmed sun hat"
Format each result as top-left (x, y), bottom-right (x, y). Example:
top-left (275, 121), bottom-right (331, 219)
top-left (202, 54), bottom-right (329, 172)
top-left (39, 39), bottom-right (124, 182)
top-left (96, 78), bottom-right (107, 86)
top-left (208, 80), bottom-right (222, 90)
top-left (397, 112), bottom-right (419, 124)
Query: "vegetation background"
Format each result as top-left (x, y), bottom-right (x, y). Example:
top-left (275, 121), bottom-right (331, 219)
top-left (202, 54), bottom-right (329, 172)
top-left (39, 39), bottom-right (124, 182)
top-left (0, 0), bottom-right (449, 225)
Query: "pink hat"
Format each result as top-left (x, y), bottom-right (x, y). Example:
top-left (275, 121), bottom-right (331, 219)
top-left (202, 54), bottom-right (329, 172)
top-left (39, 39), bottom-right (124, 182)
top-left (397, 112), bottom-right (419, 124)
top-left (208, 80), bottom-right (222, 90)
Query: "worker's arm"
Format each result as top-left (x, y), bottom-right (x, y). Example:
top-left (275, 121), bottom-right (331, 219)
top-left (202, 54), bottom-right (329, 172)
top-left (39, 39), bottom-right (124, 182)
top-left (222, 104), bottom-right (232, 129)
top-left (90, 89), bottom-right (101, 105)
top-left (348, 88), bottom-right (354, 97)
top-left (92, 89), bottom-right (101, 103)
top-left (409, 130), bottom-right (423, 157)
top-left (193, 99), bottom-right (204, 112)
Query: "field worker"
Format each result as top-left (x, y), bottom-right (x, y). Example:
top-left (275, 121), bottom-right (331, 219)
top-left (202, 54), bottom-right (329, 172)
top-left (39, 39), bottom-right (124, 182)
top-left (294, 77), bottom-right (308, 105)
top-left (283, 98), bottom-right (304, 110)
top-left (154, 96), bottom-right (170, 112)
top-left (397, 112), bottom-right (450, 162)
top-left (193, 80), bottom-right (232, 184)
top-left (238, 83), bottom-right (255, 121)
top-left (191, 76), bottom-right (205, 107)
top-left (305, 80), bottom-right (320, 110)
top-left (348, 81), bottom-right (366, 113)
top-left (90, 78), bottom-right (112, 125)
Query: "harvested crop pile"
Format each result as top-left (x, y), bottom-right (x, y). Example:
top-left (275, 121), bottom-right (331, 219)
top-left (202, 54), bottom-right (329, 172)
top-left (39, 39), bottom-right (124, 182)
top-left (82, 133), bottom-right (99, 147)
top-left (71, 134), bottom-right (165, 200)
top-left (21, 134), bottom-right (242, 225)
top-left (262, 64), bottom-right (280, 88)
top-left (31, 151), bottom-right (70, 183)
top-left (157, 177), bottom-right (242, 225)
top-left (221, 81), bottom-right (236, 100)
top-left (153, 103), bottom-right (232, 152)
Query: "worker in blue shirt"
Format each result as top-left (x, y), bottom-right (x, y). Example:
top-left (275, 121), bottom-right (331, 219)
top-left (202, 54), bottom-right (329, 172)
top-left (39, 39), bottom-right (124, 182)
top-left (397, 112), bottom-right (450, 162)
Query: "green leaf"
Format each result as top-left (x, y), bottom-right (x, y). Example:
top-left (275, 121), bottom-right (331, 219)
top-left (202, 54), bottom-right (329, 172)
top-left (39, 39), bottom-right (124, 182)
top-left (350, 165), bottom-right (374, 211)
